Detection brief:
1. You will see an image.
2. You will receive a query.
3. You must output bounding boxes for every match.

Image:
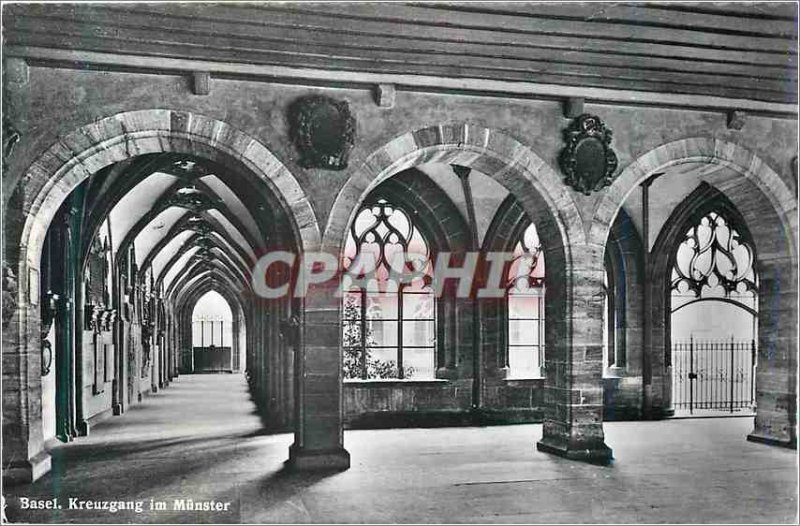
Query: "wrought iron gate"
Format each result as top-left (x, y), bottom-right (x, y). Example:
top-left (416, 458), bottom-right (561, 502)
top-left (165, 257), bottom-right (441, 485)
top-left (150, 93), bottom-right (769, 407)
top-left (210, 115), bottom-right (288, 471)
top-left (672, 337), bottom-right (756, 414)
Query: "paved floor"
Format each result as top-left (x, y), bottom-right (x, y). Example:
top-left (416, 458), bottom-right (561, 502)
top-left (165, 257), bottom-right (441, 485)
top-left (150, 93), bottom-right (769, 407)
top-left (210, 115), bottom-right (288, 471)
top-left (4, 374), bottom-right (797, 524)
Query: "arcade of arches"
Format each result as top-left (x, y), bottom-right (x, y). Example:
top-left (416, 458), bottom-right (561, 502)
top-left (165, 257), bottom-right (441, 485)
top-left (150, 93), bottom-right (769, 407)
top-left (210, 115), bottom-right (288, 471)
top-left (1, 4), bottom-right (797, 522)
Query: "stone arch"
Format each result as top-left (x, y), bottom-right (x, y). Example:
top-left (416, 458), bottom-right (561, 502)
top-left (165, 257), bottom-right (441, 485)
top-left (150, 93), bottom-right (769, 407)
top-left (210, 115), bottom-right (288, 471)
top-left (176, 278), bottom-right (246, 340)
top-left (324, 123), bottom-right (582, 256)
top-left (590, 138), bottom-right (797, 259)
top-left (587, 138), bottom-right (797, 438)
top-left (3, 109), bottom-right (316, 483)
top-left (290, 123), bottom-right (613, 469)
top-left (603, 207), bottom-right (645, 376)
top-left (177, 279), bottom-right (245, 326)
top-left (13, 109), bottom-right (318, 278)
top-left (652, 181), bottom-right (796, 446)
top-left (175, 277), bottom-right (248, 375)
top-left (480, 194), bottom-right (530, 376)
top-left (321, 122), bottom-right (583, 388)
top-left (352, 168), bottom-right (472, 378)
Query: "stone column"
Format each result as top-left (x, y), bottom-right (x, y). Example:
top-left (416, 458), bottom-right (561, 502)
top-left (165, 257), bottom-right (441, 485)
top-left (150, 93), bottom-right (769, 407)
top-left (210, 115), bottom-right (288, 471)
top-left (536, 243), bottom-right (613, 463)
top-left (1, 58), bottom-right (44, 483)
top-left (2, 252), bottom-right (52, 484)
top-left (748, 256), bottom-right (797, 448)
top-left (287, 281), bottom-right (350, 470)
top-left (231, 315), bottom-right (240, 372)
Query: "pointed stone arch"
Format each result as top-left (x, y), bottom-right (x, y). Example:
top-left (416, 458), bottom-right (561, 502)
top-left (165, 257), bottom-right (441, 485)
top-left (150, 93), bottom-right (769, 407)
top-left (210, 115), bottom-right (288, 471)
top-left (591, 139), bottom-right (796, 448)
top-left (3, 109), bottom-right (317, 483)
top-left (291, 122), bottom-right (613, 469)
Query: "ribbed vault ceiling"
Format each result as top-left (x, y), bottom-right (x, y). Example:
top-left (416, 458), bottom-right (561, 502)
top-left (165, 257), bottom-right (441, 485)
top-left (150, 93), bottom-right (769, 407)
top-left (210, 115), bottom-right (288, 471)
top-left (84, 154), bottom-right (281, 304)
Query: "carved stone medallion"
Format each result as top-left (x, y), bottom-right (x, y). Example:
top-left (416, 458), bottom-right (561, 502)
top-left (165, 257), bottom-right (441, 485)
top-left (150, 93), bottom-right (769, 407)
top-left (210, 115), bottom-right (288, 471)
top-left (289, 95), bottom-right (356, 170)
top-left (559, 114), bottom-right (619, 195)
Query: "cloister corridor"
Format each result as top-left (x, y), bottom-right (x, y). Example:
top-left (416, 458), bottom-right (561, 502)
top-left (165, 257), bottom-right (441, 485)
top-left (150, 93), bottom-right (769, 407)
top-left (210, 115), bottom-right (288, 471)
top-left (4, 374), bottom-right (796, 524)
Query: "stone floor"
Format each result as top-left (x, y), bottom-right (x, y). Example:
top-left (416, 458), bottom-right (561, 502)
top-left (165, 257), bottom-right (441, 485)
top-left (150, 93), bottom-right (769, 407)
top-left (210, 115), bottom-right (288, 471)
top-left (4, 374), bottom-right (797, 524)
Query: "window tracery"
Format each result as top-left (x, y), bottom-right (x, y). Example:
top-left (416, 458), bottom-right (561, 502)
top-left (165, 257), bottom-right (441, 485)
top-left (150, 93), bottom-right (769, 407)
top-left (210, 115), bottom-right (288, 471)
top-left (671, 211), bottom-right (756, 304)
top-left (342, 199), bottom-right (435, 380)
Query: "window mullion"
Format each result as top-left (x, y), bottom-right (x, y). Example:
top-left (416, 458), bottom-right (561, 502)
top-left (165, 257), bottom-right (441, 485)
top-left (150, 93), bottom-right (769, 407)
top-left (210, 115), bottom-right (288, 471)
top-left (538, 293), bottom-right (544, 374)
top-left (360, 288), bottom-right (367, 380)
top-left (398, 285), bottom-right (404, 379)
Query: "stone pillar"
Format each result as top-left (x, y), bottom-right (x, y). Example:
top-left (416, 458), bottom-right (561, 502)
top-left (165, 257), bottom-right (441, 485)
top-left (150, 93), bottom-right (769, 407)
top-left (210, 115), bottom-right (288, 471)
top-left (287, 281), bottom-right (350, 470)
top-left (0, 58), bottom-right (42, 483)
top-left (748, 256), bottom-right (797, 448)
top-left (537, 243), bottom-right (613, 463)
top-left (2, 252), bottom-right (52, 484)
top-left (231, 315), bottom-right (240, 372)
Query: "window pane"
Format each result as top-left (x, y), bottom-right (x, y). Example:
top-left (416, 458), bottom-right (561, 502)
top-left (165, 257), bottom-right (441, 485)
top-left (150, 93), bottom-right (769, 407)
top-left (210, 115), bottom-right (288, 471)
top-left (403, 291), bottom-right (434, 319)
top-left (192, 322), bottom-right (201, 347)
top-left (369, 347), bottom-right (398, 366)
top-left (366, 320), bottom-right (398, 348)
top-left (204, 323), bottom-right (213, 346)
top-left (403, 319), bottom-right (435, 347)
top-left (366, 293), bottom-right (398, 319)
top-left (403, 347), bottom-right (435, 379)
top-left (509, 346), bottom-right (540, 377)
top-left (508, 294), bottom-right (541, 319)
top-left (509, 319), bottom-right (539, 346)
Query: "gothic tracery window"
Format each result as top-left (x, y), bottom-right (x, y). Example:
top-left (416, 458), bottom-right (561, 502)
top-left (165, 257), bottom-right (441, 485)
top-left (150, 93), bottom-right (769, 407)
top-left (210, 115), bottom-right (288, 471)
top-left (671, 210), bottom-right (757, 311)
top-left (342, 199), bottom-right (435, 380)
top-left (507, 222), bottom-right (546, 378)
top-left (670, 208), bottom-right (758, 412)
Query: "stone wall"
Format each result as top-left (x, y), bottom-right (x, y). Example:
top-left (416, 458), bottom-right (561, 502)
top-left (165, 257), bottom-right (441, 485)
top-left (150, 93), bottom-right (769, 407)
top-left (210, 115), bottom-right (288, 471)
top-left (2, 55), bottom-right (796, 482)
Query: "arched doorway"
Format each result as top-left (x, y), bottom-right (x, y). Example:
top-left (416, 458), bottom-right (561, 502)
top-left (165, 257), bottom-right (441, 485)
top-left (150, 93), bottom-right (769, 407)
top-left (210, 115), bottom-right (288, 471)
top-left (3, 110), bottom-right (316, 483)
top-left (190, 291), bottom-right (236, 374)
top-left (593, 138), bottom-right (797, 447)
top-left (669, 206), bottom-right (758, 415)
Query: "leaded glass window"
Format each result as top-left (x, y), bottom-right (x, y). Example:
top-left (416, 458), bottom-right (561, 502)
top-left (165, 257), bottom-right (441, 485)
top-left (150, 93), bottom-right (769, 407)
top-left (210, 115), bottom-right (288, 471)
top-left (342, 199), bottom-right (435, 380)
top-left (670, 209), bottom-right (758, 412)
top-left (507, 222), bottom-right (546, 378)
top-left (671, 210), bottom-right (757, 313)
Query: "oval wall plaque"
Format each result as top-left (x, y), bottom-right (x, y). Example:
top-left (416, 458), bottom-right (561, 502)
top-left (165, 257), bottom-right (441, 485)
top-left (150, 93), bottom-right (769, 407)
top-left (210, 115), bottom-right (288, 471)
top-left (289, 95), bottom-right (356, 170)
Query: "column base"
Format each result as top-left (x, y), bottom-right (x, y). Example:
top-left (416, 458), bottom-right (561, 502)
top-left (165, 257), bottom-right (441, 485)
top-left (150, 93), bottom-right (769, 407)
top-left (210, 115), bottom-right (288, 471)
top-left (536, 437), bottom-right (613, 465)
top-left (286, 444), bottom-right (351, 471)
top-left (747, 432), bottom-right (797, 449)
top-left (3, 451), bottom-right (52, 485)
top-left (76, 420), bottom-right (89, 437)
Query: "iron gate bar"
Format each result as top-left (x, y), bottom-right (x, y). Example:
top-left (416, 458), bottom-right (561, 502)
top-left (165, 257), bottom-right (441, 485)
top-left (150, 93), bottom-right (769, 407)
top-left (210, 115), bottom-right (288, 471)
top-left (689, 338), bottom-right (697, 414)
top-left (730, 337), bottom-right (734, 413)
top-left (672, 338), bottom-right (755, 413)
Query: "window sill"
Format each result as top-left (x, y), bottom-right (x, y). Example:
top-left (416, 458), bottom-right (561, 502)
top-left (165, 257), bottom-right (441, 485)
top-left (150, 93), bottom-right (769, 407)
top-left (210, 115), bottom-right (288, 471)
top-left (343, 378), bottom-right (448, 387)
top-left (603, 366), bottom-right (626, 379)
top-left (504, 376), bottom-right (545, 386)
